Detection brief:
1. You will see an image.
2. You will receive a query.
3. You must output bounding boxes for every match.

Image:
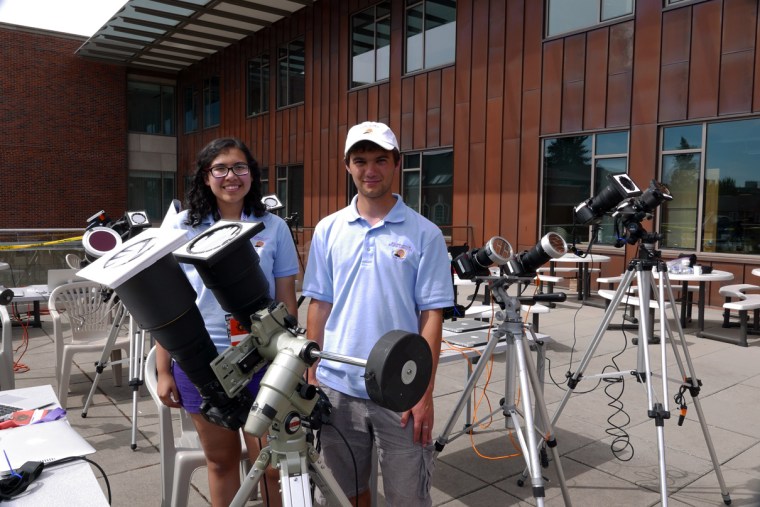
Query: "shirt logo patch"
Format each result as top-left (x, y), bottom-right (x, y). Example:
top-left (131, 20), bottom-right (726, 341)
top-left (393, 248), bottom-right (407, 259)
top-left (254, 239), bottom-right (265, 248)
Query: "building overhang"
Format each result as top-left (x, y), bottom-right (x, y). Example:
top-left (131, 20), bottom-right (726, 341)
top-left (76, 0), bottom-right (312, 73)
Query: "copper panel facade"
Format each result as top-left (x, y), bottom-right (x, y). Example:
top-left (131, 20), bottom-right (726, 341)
top-left (584, 29), bottom-right (609, 130)
top-left (169, 0), bottom-right (760, 277)
top-left (688, 1), bottom-right (722, 119)
top-left (719, 50), bottom-right (754, 115)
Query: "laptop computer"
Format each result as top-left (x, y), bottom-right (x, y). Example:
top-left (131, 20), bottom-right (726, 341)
top-left (445, 329), bottom-right (501, 348)
top-left (0, 385), bottom-right (95, 472)
top-left (442, 319), bottom-right (492, 333)
top-left (46, 268), bottom-right (84, 292)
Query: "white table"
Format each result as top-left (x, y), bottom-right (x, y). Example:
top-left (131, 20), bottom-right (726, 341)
top-left (5, 285), bottom-right (48, 328)
top-left (0, 385), bottom-right (108, 506)
top-left (752, 268), bottom-right (760, 277)
top-left (550, 253), bottom-right (611, 302)
top-left (654, 269), bottom-right (734, 333)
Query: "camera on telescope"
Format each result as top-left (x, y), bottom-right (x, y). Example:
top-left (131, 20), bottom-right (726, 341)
top-left (504, 232), bottom-right (568, 277)
top-left (452, 236), bottom-right (514, 280)
top-left (611, 179), bottom-right (673, 247)
top-left (574, 174), bottom-right (642, 226)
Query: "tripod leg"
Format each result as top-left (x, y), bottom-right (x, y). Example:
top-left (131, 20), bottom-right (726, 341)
top-left (550, 268), bottom-right (638, 425)
top-left (82, 302), bottom-right (127, 418)
top-left (659, 272), bottom-right (732, 505)
top-left (129, 323), bottom-right (145, 450)
top-left (433, 333), bottom-right (504, 456)
top-left (230, 448), bottom-right (270, 507)
top-left (636, 270), bottom-right (670, 506)
top-left (508, 331), bottom-right (546, 506)
top-left (308, 451), bottom-right (353, 507)
top-left (523, 328), bottom-right (573, 506)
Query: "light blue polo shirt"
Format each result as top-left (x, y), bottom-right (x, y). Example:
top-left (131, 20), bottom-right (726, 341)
top-left (303, 194), bottom-right (454, 398)
top-left (169, 210), bottom-right (300, 352)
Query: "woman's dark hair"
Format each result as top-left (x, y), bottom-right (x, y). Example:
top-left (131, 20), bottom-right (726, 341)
top-left (185, 137), bottom-right (267, 226)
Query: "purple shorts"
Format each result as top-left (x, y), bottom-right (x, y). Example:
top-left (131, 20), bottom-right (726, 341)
top-left (171, 360), bottom-right (267, 414)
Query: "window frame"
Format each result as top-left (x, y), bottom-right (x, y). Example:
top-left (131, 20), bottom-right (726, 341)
top-left (658, 119), bottom-right (760, 257)
top-left (540, 131), bottom-right (630, 246)
top-left (203, 76), bottom-right (220, 129)
top-left (183, 84), bottom-right (198, 134)
top-left (404, 0), bottom-right (457, 75)
top-left (277, 37), bottom-right (305, 109)
top-left (401, 148), bottom-right (454, 227)
top-left (127, 80), bottom-right (175, 136)
top-left (544, 0), bottom-right (635, 39)
top-left (246, 53), bottom-right (270, 117)
top-left (350, 1), bottom-right (392, 89)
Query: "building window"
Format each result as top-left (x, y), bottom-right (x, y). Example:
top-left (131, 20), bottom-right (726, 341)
top-left (128, 170), bottom-right (176, 224)
top-left (660, 119), bottom-right (760, 255)
top-left (402, 150), bottom-right (453, 227)
top-left (203, 76), bottom-right (220, 128)
top-left (127, 81), bottom-right (174, 135)
top-left (405, 0), bottom-right (456, 74)
top-left (247, 54), bottom-right (270, 116)
top-left (277, 38), bottom-right (305, 108)
top-left (351, 2), bottom-right (391, 88)
top-left (545, 0), bottom-right (634, 38)
top-left (183, 85), bottom-right (198, 133)
top-left (541, 131), bottom-right (629, 245)
top-left (265, 165), bottom-right (304, 220)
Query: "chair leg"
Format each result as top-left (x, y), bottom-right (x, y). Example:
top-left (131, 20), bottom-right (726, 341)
top-left (111, 348), bottom-right (123, 387)
top-left (58, 347), bottom-right (75, 410)
top-left (739, 311), bottom-right (749, 347)
top-left (722, 298), bottom-right (732, 327)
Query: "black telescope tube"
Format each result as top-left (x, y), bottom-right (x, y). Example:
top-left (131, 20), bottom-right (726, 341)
top-left (113, 252), bottom-right (252, 430)
top-left (114, 253), bottom-right (219, 389)
top-left (180, 230), bottom-right (272, 331)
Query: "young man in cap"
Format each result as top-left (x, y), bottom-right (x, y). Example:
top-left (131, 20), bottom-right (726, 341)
top-left (302, 121), bottom-right (454, 506)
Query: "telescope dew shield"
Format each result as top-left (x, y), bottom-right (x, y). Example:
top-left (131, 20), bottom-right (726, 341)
top-left (174, 220), bottom-right (271, 331)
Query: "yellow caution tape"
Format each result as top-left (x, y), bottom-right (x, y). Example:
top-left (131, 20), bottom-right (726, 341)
top-left (0, 236), bottom-right (83, 250)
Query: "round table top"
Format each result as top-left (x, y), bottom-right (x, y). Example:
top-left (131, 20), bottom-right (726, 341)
top-left (653, 269), bottom-right (734, 282)
top-left (551, 253), bottom-right (611, 264)
top-left (752, 267), bottom-right (760, 277)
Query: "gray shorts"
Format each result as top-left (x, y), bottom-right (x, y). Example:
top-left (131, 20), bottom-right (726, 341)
top-left (316, 386), bottom-right (434, 507)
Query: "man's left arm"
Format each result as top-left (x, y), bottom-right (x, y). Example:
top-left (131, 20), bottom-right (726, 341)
top-left (400, 308), bottom-right (443, 446)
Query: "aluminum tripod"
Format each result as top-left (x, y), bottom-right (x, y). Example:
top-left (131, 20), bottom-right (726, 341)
top-left (230, 393), bottom-right (354, 507)
top-left (549, 244), bottom-right (731, 506)
top-left (82, 299), bottom-right (148, 450)
top-left (433, 277), bottom-right (572, 507)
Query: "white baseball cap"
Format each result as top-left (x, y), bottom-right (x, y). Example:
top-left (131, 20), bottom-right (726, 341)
top-left (344, 121), bottom-right (399, 156)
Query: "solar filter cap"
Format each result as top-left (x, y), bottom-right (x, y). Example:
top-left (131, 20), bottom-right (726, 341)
top-left (345, 121), bottom-right (399, 156)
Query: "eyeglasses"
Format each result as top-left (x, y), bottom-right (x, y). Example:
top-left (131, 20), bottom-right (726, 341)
top-left (207, 163), bottom-right (250, 178)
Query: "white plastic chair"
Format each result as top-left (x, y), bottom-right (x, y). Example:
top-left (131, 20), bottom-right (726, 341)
top-left (144, 346), bottom-right (251, 507)
top-left (48, 281), bottom-right (130, 409)
top-left (0, 304), bottom-right (15, 390)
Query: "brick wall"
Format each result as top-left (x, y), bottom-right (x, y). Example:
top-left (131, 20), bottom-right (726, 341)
top-left (0, 24), bottom-right (127, 229)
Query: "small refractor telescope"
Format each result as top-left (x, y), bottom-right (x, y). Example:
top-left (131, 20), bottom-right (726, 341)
top-left (81, 210), bottom-right (151, 263)
top-left (574, 174), bottom-right (642, 226)
top-left (453, 232), bottom-right (567, 280)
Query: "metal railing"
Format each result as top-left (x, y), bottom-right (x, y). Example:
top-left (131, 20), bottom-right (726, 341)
top-left (0, 229), bottom-right (84, 286)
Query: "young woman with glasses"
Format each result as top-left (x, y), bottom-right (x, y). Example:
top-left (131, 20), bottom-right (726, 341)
top-left (156, 137), bottom-right (298, 506)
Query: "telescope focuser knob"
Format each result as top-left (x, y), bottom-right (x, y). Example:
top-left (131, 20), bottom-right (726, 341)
top-left (299, 383), bottom-right (317, 400)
